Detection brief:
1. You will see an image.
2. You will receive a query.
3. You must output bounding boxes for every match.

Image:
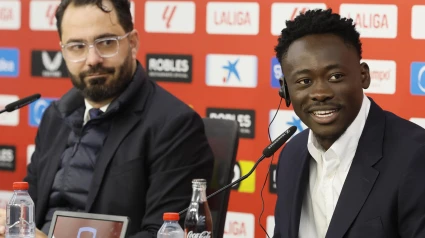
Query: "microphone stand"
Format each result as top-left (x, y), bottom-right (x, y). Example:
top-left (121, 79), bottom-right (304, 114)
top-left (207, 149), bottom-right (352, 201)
top-left (179, 154), bottom-right (267, 216)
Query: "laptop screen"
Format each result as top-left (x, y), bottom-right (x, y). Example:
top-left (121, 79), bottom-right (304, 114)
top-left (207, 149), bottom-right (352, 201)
top-left (51, 213), bottom-right (126, 238)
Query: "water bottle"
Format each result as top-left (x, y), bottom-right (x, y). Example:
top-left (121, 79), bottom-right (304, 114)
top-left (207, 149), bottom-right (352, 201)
top-left (157, 212), bottom-right (184, 238)
top-left (184, 179), bottom-right (213, 238)
top-left (5, 182), bottom-right (35, 238)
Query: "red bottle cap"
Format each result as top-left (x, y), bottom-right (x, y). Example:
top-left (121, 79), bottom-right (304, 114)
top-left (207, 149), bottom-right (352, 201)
top-left (13, 182), bottom-right (29, 190)
top-left (163, 212), bottom-right (179, 221)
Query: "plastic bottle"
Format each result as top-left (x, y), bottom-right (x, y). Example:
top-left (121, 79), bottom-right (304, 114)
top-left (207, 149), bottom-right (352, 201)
top-left (5, 182), bottom-right (35, 238)
top-left (157, 212), bottom-right (184, 238)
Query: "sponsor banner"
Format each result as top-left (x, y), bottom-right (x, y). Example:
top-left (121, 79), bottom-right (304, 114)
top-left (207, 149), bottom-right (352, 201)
top-left (0, 145), bottom-right (16, 171)
top-left (29, 1), bottom-right (134, 31)
top-left (31, 50), bottom-right (68, 78)
top-left (0, 94), bottom-right (19, 126)
top-left (29, 97), bottom-right (56, 127)
top-left (363, 59), bottom-right (396, 95)
top-left (27, 144), bottom-right (35, 165)
top-left (410, 62), bottom-right (425, 96)
top-left (0, 0), bottom-right (21, 30)
top-left (412, 5), bottom-right (425, 39)
top-left (224, 211), bottom-right (255, 238)
top-left (206, 108), bottom-right (255, 139)
top-left (29, 0), bottom-right (60, 31)
top-left (231, 160), bottom-right (255, 193)
top-left (0, 190), bottom-right (13, 209)
top-left (206, 2), bottom-right (259, 35)
top-left (271, 57), bottom-right (282, 88)
top-left (271, 3), bottom-right (327, 35)
top-left (269, 109), bottom-right (307, 141)
top-left (144, 1), bottom-right (196, 34)
top-left (0, 48), bottom-right (19, 77)
top-left (339, 4), bottom-right (398, 39)
top-left (206, 54), bottom-right (258, 88)
top-left (269, 164), bottom-right (277, 194)
top-left (146, 54), bottom-right (192, 83)
top-left (266, 216), bottom-right (275, 238)
top-left (410, 118), bottom-right (425, 129)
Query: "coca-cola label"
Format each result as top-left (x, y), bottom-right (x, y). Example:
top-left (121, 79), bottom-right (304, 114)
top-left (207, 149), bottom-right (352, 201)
top-left (187, 231), bottom-right (212, 238)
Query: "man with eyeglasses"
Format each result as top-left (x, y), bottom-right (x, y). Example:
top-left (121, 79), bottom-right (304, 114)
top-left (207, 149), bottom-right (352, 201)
top-left (0, 0), bottom-right (214, 238)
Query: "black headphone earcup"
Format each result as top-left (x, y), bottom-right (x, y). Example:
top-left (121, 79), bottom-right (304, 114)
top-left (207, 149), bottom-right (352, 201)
top-left (278, 79), bottom-right (291, 107)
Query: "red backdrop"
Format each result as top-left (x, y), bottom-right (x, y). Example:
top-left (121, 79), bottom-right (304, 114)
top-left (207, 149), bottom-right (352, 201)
top-left (1, 0), bottom-right (425, 237)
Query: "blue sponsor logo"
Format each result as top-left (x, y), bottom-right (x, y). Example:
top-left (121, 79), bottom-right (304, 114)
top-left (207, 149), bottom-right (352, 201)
top-left (29, 98), bottom-right (56, 127)
top-left (222, 58), bottom-right (241, 83)
top-left (271, 57), bottom-right (282, 88)
top-left (410, 62), bottom-right (425, 96)
top-left (0, 48), bottom-right (19, 77)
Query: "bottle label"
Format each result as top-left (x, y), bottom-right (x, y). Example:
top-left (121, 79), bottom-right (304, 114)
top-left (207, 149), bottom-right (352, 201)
top-left (187, 231), bottom-right (211, 238)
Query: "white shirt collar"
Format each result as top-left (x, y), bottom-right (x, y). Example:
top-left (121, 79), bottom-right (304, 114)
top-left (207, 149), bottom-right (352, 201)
top-left (83, 99), bottom-right (110, 125)
top-left (307, 94), bottom-right (371, 167)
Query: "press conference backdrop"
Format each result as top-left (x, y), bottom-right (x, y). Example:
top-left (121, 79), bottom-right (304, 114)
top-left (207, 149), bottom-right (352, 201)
top-left (1, 0), bottom-right (425, 237)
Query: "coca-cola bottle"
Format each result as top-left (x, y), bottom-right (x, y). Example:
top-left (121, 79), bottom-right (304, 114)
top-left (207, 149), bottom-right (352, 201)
top-left (184, 179), bottom-right (213, 238)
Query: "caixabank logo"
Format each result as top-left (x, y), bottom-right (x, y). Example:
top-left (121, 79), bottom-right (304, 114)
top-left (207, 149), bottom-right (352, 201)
top-left (231, 160), bottom-right (255, 193)
top-left (146, 54), bottom-right (192, 83)
top-left (206, 108), bottom-right (255, 138)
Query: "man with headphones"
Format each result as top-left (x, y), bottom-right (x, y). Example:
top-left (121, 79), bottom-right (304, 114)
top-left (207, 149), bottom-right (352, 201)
top-left (273, 8), bottom-right (425, 238)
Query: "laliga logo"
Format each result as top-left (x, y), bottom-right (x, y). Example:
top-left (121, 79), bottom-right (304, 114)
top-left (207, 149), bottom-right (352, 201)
top-left (418, 65), bottom-right (425, 93)
top-left (187, 231), bottom-right (211, 238)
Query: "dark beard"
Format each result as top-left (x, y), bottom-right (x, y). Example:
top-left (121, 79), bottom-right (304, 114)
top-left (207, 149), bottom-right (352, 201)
top-left (69, 56), bottom-right (133, 102)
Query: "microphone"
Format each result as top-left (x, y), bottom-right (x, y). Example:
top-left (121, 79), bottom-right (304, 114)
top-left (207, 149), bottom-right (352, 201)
top-left (178, 125), bottom-right (297, 216)
top-left (0, 94), bottom-right (41, 114)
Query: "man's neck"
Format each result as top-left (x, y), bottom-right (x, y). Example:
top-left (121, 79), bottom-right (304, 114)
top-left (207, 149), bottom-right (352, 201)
top-left (86, 98), bottom-right (114, 109)
top-left (316, 138), bottom-right (334, 151)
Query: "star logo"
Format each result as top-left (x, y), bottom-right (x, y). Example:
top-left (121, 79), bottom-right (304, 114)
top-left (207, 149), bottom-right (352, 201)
top-left (222, 58), bottom-right (240, 83)
top-left (286, 116), bottom-right (304, 132)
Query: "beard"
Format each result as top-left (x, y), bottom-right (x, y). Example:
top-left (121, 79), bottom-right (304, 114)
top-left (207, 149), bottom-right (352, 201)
top-left (69, 55), bottom-right (134, 103)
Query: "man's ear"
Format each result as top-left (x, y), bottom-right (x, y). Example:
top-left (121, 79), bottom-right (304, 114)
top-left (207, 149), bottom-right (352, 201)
top-left (129, 29), bottom-right (139, 59)
top-left (360, 62), bottom-right (371, 89)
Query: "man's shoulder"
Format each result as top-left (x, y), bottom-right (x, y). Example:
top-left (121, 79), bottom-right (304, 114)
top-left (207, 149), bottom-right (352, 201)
top-left (141, 79), bottom-right (202, 125)
top-left (383, 110), bottom-right (425, 147)
top-left (149, 80), bottom-right (197, 114)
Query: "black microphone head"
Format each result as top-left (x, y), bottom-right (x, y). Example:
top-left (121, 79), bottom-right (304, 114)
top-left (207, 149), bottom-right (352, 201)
top-left (263, 126), bottom-right (297, 157)
top-left (5, 94), bottom-right (41, 112)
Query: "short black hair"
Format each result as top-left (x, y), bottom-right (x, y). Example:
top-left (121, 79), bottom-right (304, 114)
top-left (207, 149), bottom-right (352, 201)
top-left (55, 0), bottom-right (133, 39)
top-left (274, 8), bottom-right (362, 64)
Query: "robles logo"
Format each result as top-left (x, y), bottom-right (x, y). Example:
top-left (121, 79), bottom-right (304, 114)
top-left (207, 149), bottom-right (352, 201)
top-left (146, 54), bottom-right (192, 83)
top-left (187, 231), bottom-right (211, 238)
top-left (206, 108), bottom-right (255, 138)
top-left (0, 145), bottom-right (16, 171)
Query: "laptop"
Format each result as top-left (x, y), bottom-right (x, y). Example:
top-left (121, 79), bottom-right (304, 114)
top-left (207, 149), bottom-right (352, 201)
top-left (47, 211), bottom-right (130, 238)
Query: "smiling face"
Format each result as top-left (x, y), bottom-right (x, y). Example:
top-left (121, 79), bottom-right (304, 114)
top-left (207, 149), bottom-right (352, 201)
top-left (60, 0), bottom-right (139, 103)
top-left (281, 33), bottom-right (370, 149)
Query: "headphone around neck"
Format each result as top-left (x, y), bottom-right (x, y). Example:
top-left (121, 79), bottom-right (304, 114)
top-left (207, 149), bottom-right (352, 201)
top-left (278, 76), bottom-right (291, 107)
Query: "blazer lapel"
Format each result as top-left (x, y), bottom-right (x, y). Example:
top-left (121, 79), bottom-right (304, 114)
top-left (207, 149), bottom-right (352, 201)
top-left (85, 111), bottom-right (142, 211)
top-left (85, 65), bottom-right (151, 211)
top-left (325, 100), bottom-right (385, 238)
top-left (289, 147), bottom-right (310, 238)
